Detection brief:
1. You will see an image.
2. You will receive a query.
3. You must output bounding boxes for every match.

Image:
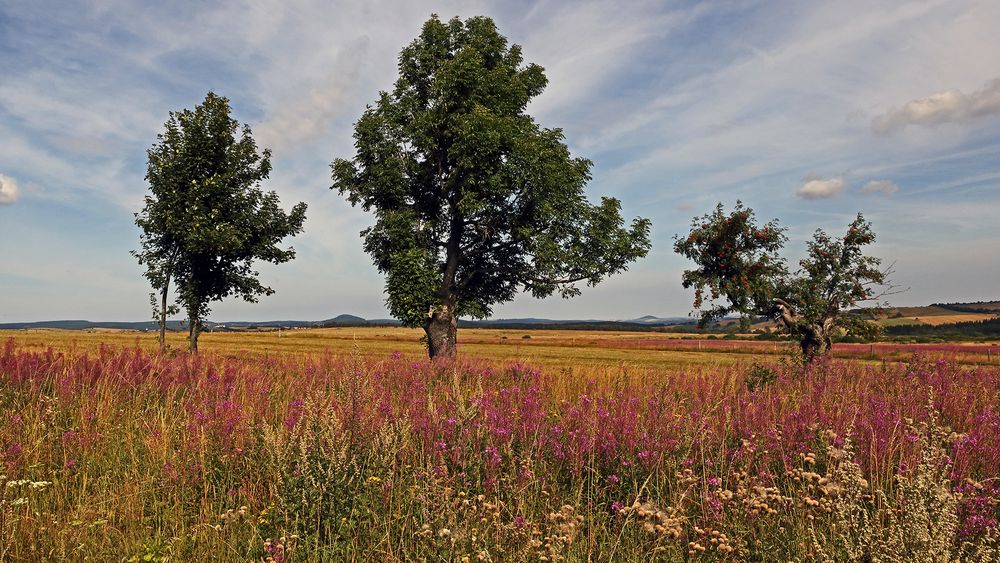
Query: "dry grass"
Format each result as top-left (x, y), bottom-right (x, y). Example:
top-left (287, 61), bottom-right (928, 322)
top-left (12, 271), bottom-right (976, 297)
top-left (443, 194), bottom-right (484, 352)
top-left (890, 313), bottom-right (997, 326)
top-left (0, 327), bottom-right (758, 373)
top-left (3, 326), bottom-right (997, 373)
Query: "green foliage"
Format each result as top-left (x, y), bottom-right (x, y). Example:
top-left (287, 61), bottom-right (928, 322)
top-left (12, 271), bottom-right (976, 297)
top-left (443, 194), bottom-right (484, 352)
top-left (675, 202), bottom-right (890, 359)
top-left (134, 92), bottom-right (307, 349)
top-left (673, 202), bottom-right (787, 329)
top-left (332, 15), bottom-right (651, 331)
top-left (265, 401), bottom-right (360, 547)
top-left (744, 362), bottom-right (778, 392)
top-left (784, 215), bottom-right (886, 330)
top-left (148, 293), bottom-right (179, 325)
top-left (126, 540), bottom-right (170, 563)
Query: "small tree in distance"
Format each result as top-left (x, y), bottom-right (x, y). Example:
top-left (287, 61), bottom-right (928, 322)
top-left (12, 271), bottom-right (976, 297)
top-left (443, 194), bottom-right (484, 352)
top-left (135, 92), bottom-right (307, 352)
top-left (333, 15), bottom-right (651, 358)
top-left (674, 202), bottom-right (895, 360)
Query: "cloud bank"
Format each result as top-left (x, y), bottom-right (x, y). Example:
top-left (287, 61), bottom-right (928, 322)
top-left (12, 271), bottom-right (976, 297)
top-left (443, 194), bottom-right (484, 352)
top-left (0, 174), bottom-right (19, 205)
top-left (2, 0), bottom-right (1000, 321)
top-left (872, 78), bottom-right (1000, 134)
top-left (796, 177), bottom-right (845, 200)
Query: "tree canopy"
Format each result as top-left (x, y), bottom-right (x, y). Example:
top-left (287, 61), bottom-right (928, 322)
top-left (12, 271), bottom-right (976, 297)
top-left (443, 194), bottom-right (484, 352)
top-left (135, 92), bottom-right (307, 351)
top-left (674, 202), bottom-right (891, 360)
top-left (332, 15), bottom-right (651, 358)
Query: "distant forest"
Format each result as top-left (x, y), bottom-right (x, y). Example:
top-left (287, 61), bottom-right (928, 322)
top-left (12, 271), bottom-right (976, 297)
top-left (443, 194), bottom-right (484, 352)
top-left (886, 316), bottom-right (1000, 338)
top-left (932, 301), bottom-right (1000, 314)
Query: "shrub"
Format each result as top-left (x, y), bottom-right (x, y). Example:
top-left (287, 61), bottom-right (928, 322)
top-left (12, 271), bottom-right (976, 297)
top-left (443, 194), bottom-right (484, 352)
top-left (744, 362), bottom-right (778, 392)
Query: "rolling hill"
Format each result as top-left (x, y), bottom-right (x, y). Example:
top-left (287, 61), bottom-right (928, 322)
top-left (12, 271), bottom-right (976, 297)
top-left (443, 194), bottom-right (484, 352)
top-left (1, 300), bottom-right (993, 333)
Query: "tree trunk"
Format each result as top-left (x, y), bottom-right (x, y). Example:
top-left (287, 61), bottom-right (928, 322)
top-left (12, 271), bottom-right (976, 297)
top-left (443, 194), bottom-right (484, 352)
top-left (158, 248), bottom-right (178, 354)
top-left (188, 315), bottom-right (200, 353)
top-left (773, 299), bottom-right (834, 362)
top-left (426, 199), bottom-right (462, 360)
top-left (158, 279), bottom-right (170, 354)
top-left (424, 303), bottom-right (457, 359)
top-left (799, 323), bottom-right (832, 362)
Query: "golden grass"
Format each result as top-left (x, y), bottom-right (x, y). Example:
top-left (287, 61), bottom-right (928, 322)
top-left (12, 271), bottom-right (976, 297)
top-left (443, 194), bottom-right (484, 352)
top-left (895, 313), bottom-right (997, 326)
top-left (0, 327), bottom-right (753, 372)
top-left (3, 325), bottom-right (994, 376)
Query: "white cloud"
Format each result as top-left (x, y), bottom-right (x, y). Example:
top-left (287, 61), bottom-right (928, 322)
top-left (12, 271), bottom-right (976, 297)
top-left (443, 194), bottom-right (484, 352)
top-left (0, 174), bottom-right (19, 205)
top-left (860, 179), bottom-right (899, 196)
top-left (3, 0), bottom-right (1000, 320)
top-left (254, 37), bottom-right (370, 152)
top-left (872, 78), bottom-right (1000, 134)
top-left (796, 176), bottom-right (845, 200)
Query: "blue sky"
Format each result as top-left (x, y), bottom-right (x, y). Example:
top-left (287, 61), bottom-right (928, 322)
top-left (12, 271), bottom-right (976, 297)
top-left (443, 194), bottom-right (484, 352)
top-left (1, 0), bottom-right (998, 322)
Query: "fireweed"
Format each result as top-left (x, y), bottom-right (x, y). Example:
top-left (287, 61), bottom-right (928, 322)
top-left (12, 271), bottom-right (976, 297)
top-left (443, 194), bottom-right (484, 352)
top-left (0, 338), bottom-right (998, 560)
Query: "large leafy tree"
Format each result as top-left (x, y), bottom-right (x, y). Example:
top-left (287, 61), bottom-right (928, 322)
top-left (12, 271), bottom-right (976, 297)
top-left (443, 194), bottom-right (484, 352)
top-left (333, 15), bottom-right (651, 358)
top-left (135, 92), bottom-right (307, 352)
top-left (674, 202), bottom-right (893, 360)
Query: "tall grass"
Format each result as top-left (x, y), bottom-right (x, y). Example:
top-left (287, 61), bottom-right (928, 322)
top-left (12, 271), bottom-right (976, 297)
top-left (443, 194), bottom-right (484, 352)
top-left (1, 338), bottom-right (998, 560)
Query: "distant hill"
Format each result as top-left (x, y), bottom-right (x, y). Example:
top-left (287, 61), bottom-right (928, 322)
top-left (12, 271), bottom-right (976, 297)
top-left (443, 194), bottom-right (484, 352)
top-left (0, 319), bottom-right (186, 331)
top-left (317, 314), bottom-right (369, 327)
top-left (933, 301), bottom-right (1000, 314)
top-left (627, 315), bottom-right (692, 324)
top-left (875, 301), bottom-right (999, 329)
top-left (886, 316), bottom-right (1000, 339)
top-left (0, 314), bottom-right (695, 332)
top-left (2, 300), bottom-right (993, 333)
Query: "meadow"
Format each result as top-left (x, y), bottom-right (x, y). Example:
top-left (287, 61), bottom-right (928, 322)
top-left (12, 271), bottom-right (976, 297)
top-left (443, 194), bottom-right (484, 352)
top-left (2, 329), bottom-right (999, 560)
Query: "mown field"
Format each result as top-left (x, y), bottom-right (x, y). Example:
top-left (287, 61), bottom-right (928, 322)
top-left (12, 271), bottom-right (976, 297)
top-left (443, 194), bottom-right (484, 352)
top-left (2, 330), bottom-right (999, 560)
top-left (3, 327), bottom-right (998, 369)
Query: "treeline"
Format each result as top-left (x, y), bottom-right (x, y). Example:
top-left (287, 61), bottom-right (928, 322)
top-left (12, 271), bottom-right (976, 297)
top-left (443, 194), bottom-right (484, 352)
top-left (887, 316), bottom-right (1000, 338)
top-left (932, 301), bottom-right (1000, 314)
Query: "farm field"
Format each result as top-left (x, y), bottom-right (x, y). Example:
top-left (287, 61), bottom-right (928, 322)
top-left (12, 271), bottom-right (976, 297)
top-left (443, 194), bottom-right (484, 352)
top-left (0, 328), bottom-right (749, 374)
top-left (881, 313), bottom-right (998, 327)
top-left (2, 333), bottom-right (1000, 560)
top-left (873, 303), bottom-right (1000, 328)
top-left (3, 327), bottom-right (999, 370)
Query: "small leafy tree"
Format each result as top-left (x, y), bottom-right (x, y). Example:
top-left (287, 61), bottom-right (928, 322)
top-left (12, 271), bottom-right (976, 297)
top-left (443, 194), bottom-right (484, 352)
top-left (674, 202), bottom-right (893, 360)
top-left (135, 92), bottom-right (307, 352)
top-left (332, 15), bottom-right (651, 358)
top-left (148, 292), bottom-right (179, 348)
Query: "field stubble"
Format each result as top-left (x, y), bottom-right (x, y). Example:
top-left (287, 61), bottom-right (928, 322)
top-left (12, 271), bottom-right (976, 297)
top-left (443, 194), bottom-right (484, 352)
top-left (3, 327), bottom-right (997, 370)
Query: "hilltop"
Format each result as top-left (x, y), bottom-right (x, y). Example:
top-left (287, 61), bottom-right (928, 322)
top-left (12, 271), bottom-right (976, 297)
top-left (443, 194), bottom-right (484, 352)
top-left (1, 300), bottom-right (994, 334)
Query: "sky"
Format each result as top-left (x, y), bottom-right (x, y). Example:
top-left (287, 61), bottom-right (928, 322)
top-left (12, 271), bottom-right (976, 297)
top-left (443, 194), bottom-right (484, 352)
top-left (1, 0), bottom-right (998, 323)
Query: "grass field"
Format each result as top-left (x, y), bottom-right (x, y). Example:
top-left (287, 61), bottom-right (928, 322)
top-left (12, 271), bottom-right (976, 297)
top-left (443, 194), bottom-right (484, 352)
top-left (2, 331), bottom-right (1000, 560)
top-left (881, 313), bottom-right (998, 326)
top-left (0, 328), bottom-right (767, 373)
top-left (3, 327), bottom-right (998, 369)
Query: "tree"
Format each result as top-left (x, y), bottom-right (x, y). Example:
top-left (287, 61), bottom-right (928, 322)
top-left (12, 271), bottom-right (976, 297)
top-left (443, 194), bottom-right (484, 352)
top-left (674, 202), bottom-right (893, 361)
top-left (135, 92), bottom-right (307, 352)
top-left (332, 15), bottom-right (651, 358)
